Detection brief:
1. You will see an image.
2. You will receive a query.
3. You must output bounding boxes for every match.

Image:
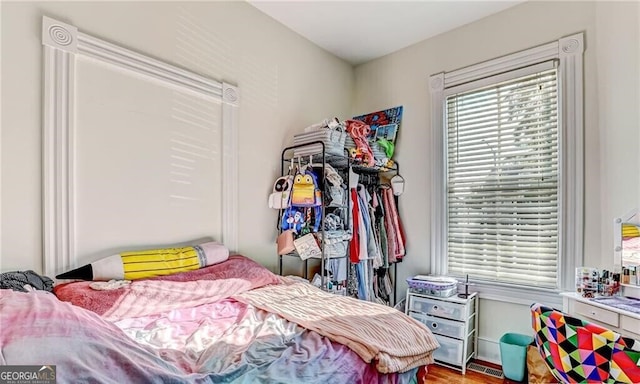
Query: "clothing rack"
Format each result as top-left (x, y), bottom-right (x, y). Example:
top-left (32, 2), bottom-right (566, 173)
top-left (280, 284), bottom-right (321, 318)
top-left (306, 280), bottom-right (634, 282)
top-left (276, 140), bottom-right (403, 306)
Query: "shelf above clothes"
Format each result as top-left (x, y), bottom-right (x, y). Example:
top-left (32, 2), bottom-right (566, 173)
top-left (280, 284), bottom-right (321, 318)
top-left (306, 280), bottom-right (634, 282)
top-left (281, 142), bottom-right (399, 174)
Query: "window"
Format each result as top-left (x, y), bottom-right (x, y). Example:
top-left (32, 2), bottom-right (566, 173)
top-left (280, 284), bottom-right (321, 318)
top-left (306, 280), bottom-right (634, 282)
top-left (430, 34), bottom-right (584, 301)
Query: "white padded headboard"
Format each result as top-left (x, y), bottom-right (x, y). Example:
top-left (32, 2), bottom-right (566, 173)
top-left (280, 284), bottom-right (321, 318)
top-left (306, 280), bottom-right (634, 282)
top-left (41, 16), bottom-right (239, 277)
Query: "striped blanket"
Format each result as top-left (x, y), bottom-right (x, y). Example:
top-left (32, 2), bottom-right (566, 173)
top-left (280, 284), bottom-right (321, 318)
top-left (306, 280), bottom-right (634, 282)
top-left (233, 279), bottom-right (439, 373)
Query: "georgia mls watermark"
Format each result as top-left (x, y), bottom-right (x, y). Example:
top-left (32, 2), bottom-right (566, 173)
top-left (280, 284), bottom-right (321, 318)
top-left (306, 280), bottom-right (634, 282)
top-left (0, 366), bottom-right (56, 384)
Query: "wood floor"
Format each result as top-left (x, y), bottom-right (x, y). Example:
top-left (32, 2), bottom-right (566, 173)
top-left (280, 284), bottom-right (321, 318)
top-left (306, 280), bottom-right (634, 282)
top-left (423, 362), bottom-right (520, 384)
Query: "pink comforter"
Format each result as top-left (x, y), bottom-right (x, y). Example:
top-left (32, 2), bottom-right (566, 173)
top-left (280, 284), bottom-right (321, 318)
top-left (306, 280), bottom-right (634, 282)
top-left (53, 255), bottom-right (437, 376)
top-left (54, 255), bottom-right (280, 321)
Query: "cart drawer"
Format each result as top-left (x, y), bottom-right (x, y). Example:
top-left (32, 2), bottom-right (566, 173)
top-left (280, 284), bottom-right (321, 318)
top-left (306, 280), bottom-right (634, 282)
top-left (433, 334), bottom-right (464, 366)
top-left (410, 312), bottom-right (467, 339)
top-left (409, 295), bottom-right (473, 321)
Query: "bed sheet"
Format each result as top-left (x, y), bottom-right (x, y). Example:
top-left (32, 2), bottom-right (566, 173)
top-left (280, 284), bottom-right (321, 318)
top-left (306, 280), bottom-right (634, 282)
top-left (0, 289), bottom-right (204, 383)
top-left (0, 289), bottom-right (418, 383)
top-left (113, 297), bottom-right (418, 383)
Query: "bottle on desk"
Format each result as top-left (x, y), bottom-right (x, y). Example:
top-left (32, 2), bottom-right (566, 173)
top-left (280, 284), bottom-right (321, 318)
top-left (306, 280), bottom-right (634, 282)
top-left (622, 266), bottom-right (639, 286)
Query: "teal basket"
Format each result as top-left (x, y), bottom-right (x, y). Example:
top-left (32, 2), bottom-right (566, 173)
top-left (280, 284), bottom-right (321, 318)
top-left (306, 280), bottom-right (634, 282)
top-left (499, 333), bottom-right (534, 381)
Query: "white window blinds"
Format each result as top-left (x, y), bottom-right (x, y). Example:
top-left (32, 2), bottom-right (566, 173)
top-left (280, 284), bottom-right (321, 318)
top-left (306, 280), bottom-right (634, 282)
top-left (445, 65), bottom-right (559, 288)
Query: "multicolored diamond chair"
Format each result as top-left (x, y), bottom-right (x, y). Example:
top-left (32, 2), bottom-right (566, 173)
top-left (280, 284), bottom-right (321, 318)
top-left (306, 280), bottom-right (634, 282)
top-left (531, 303), bottom-right (640, 383)
top-left (611, 336), bottom-right (640, 383)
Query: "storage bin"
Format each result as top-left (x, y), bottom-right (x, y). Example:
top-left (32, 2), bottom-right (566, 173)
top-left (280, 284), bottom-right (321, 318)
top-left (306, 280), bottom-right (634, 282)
top-left (406, 276), bottom-right (458, 298)
top-left (500, 333), bottom-right (534, 382)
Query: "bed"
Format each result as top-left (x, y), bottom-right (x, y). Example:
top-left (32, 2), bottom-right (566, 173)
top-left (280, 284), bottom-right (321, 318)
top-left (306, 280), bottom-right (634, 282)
top-left (1, 255), bottom-right (438, 383)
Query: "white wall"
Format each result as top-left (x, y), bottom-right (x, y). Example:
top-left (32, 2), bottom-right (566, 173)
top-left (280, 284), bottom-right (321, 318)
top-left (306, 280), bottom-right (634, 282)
top-left (353, 1), bottom-right (639, 363)
top-left (0, 1), bottom-right (354, 273)
top-left (595, 1), bottom-right (640, 264)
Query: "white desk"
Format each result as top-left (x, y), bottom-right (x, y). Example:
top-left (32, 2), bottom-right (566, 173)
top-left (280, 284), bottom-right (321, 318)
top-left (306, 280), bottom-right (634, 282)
top-left (561, 292), bottom-right (640, 339)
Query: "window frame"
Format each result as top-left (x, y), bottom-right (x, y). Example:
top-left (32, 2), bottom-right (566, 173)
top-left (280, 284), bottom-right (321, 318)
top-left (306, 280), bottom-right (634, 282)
top-left (429, 33), bottom-right (584, 306)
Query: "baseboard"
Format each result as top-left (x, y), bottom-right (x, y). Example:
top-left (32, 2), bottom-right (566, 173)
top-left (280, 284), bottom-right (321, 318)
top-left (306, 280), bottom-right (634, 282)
top-left (477, 337), bottom-right (501, 365)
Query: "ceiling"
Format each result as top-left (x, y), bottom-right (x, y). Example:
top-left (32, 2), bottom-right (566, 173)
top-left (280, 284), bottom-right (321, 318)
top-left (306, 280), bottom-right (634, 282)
top-left (248, 1), bottom-right (524, 65)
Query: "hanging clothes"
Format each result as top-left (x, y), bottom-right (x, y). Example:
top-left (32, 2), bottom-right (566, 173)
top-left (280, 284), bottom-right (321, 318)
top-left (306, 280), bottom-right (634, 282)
top-left (349, 188), bottom-right (361, 263)
top-left (382, 187), bottom-right (406, 261)
top-left (345, 176), bottom-right (406, 304)
top-left (383, 190), bottom-right (398, 263)
top-left (357, 185), bottom-right (383, 269)
top-left (357, 184), bottom-right (379, 264)
top-left (326, 258), bottom-right (347, 282)
top-left (378, 215), bottom-right (389, 268)
top-left (355, 260), bottom-right (369, 301)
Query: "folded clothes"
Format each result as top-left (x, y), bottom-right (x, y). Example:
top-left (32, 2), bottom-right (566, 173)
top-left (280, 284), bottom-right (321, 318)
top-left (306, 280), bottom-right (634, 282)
top-left (0, 270), bottom-right (54, 292)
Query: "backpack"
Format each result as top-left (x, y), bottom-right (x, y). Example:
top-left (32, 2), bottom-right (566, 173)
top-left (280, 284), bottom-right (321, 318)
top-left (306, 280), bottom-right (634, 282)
top-left (268, 175), bottom-right (293, 209)
top-left (280, 206), bottom-right (321, 234)
top-left (283, 167), bottom-right (322, 233)
top-left (291, 168), bottom-right (321, 207)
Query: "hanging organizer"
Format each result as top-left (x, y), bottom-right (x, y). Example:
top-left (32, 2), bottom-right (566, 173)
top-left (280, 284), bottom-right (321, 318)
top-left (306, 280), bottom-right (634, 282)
top-left (277, 141), bottom-right (351, 295)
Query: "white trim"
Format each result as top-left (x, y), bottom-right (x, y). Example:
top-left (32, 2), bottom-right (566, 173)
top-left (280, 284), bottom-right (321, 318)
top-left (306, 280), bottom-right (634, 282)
top-left (222, 83), bottom-right (239, 253)
top-left (42, 16), bottom-right (239, 276)
top-left (558, 33), bottom-right (584, 291)
top-left (430, 32), bottom-right (584, 294)
top-left (613, 208), bottom-right (639, 268)
top-left (42, 46), bottom-right (76, 277)
top-left (76, 33), bottom-right (223, 99)
top-left (444, 40), bottom-right (558, 88)
top-left (429, 72), bottom-right (445, 275)
top-left (42, 17), bottom-right (77, 53)
top-left (444, 60), bottom-right (557, 96)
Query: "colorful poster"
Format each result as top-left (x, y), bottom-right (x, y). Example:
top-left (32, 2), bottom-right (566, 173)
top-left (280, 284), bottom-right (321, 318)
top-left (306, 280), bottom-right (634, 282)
top-left (352, 106), bottom-right (403, 144)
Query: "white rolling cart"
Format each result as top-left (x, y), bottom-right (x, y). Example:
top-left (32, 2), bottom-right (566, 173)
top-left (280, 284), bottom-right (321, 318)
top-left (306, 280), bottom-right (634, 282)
top-left (405, 288), bottom-right (478, 374)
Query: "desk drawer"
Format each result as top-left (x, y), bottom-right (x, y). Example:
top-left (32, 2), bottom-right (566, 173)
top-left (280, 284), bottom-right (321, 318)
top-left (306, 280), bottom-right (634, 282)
top-left (409, 296), bottom-right (471, 321)
top-left (574, 301), bottom-right (619, 327)
top-left (621, 315), bottom-right (640, 338)
top-left (409, 312), bottom-right (467, 339)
